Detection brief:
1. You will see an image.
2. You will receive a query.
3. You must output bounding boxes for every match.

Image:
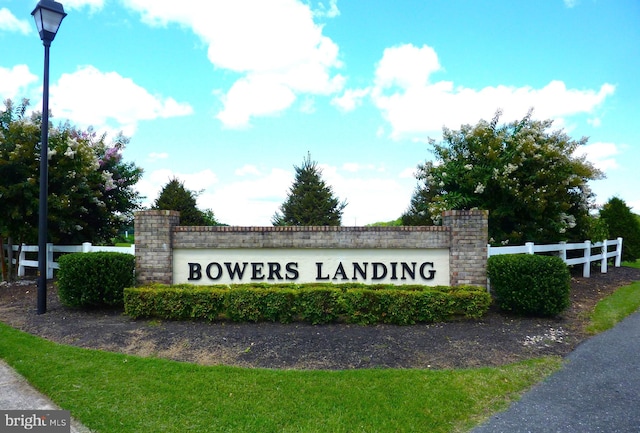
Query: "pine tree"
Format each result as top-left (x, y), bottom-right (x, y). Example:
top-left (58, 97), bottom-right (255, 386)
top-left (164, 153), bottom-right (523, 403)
top-left (599, 197), bottom-right (640, 262)
top-left (272, 154), bottom-right (347, 226)
top-left (153, 178), bottom-right (217, 226)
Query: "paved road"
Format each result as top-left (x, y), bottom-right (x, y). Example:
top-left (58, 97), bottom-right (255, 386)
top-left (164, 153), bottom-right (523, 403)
top-left (472, 310), bottom-right (640, 433)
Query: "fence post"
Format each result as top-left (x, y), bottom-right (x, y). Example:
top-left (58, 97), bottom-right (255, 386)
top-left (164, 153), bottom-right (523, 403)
top-left (600, 240), bottom-right (608, 274)
top-left (615, 237), bottom-right (623, 267)
top-left (559, 241), bottom-right (567, 263)
top-left (525, 242), bottom-right (534, 254)
top-left (46, 243), bottom-right (54, 279)
top-left (18, 244), bottom-right (26, 277)
top-left (583, 240), bottom-right (591, 278)
top-left (82, 242), bottom-right (92, 253)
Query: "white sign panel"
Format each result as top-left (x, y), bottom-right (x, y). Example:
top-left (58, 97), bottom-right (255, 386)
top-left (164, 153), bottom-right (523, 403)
top-left (173, 248), bottom-right (450, 286)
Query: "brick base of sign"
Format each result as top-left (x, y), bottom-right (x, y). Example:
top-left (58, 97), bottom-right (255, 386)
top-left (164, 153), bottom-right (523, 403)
top-left (134, 210), bottom-right (488, 287)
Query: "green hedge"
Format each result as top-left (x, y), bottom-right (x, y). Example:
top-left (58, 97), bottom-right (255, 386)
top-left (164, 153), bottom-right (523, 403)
top-left (57, 252), bottom-right (135, 308)
top-left (487, 254), bottom-right (571, 317)
top-left (124, 283), bottom-right (491, 325)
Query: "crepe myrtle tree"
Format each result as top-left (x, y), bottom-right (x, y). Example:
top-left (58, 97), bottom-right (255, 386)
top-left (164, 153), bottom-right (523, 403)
top-left (0, 98), bottom-right (143, 247)
top-left (401, 110), bottom-right (603, 245)
top-left (273, 153), bottom-right (347, 226)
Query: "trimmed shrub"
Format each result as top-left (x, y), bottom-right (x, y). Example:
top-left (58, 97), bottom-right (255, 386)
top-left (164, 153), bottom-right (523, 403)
top-left (123, 285), bottom-right (225, 321)
top-left (57, 252), bottom-right (135, 308)
top-left (295, 287), bottom-right (341, 324)
top-left (124, 283), bottom-right (492, 325)
top-left (487, 254), bottom-right (571, 317)
top-left (224, 288), bottom-right (296, 323)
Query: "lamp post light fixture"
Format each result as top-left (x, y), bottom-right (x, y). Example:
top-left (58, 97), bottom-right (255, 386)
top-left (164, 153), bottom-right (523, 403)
top-left (32, 0), bottom-right (67, 315)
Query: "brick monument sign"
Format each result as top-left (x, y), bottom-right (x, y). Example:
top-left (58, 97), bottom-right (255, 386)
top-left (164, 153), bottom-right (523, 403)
top-left (134, 209), bottom-right (488, 288)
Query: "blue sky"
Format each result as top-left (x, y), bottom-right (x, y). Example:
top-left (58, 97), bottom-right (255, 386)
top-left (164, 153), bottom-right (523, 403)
top-left (1, 0), bottom-right (639, 226)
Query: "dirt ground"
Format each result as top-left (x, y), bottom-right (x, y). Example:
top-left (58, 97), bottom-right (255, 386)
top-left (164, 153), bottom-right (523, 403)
top-left (1, 266), bottom-right (639, 370)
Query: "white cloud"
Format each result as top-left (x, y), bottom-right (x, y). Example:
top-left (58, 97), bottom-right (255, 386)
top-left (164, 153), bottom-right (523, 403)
top-left (374, 44), bottom-right (441, 89)
top-left (299, 97), bottom-right (316, 114)
top-left (399, 167), bottom-right (416, 179)
top-left (0, 65), bottom-right (38, 100)
top-left (563, 0), bottom-right (579, 8)
top-left (346, 43), bottom-right (617, 140)
top-left (147, 152), bottom-right (169, 162)
top-left (574, 142), bottom-right (620, 172)
top-left (235, 164), bottom-right (262, 176)
top-left (61, 0), bottom-right (105, 11)
top-left (332, 88), bottom-right (370, 112)
top-left (199, 168), bottom-right (293, 225)
top-left (313, 0), bottom-right (340, 18)
top-left (341, 163), bottom-right (381, 173)
top-left (0, 8), bottom-right (32, 34)
top-left (342, 163), bottom-right (362, 173)
top-left (341, 177), bottom-right (412, 225)
top-left (49, 65), bottom-right (193, 135)
top-left (317, 164), bottom-right (413, 225)
top-left (216, 74), bottom-right (297, 128)
top-left (588, 117), bottom-right (602, 127)
top-left (121, 0), bottom-right (344, 128)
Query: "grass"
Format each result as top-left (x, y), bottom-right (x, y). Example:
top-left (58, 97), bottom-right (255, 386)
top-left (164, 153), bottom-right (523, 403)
top-left (0, 322), bottom-right (561, 433)
top-left (584, 261), bottom-right (640, 334)
top-left (622, 259), bottom-right (640, 270)
top-left (586, 280), bottom-right (640, 334)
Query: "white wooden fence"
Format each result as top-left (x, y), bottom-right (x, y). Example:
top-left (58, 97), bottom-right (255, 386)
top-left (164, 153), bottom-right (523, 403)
top-left (487, 238), bottom-right (623, 278)
top-left (3, 243), bottom-right (135, 279)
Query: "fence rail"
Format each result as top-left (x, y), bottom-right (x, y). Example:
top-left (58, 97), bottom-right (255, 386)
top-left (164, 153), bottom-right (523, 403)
top-left (487, 238), bottom-right (623, 278)
top-left (2, 243), bottom-right (135, 279)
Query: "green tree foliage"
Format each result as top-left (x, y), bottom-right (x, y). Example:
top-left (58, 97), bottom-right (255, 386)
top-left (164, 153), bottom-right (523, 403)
top-left (599, 197), bottom-right (640, 262)
top-left (0, 99), bottom-right (143, 246)
top-left (153, 177), bottom-right (220, 226)
top-left (272, 154), bottom-right (347, 226)
top-left (0, 99), bottom-right (39, 248)
top-left (367, 218), bottom-right (403, 227)
top-left (401, 110), bottom-right (603, 244)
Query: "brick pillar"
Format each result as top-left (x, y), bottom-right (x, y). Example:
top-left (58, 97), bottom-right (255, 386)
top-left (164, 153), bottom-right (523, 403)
top-left (135, 210), bottom-right (180, 285)
top-left (442, 210), bottom-right (488, 288)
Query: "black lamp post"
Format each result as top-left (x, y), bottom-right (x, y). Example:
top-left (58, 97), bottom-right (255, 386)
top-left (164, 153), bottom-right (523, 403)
top-left (32, 0), bottom-right (66, 315)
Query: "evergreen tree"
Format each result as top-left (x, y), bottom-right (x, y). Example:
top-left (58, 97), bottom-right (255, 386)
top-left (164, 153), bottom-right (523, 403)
top-left (272, 154), bottom-right (347, 226)
top-left (153, 178), bottom-right (219, 226)
top-left (599, 197), bottom-right (640, 262)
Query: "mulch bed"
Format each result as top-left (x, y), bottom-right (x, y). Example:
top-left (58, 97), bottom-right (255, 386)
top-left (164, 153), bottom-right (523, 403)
top-left (1, 266), bottom-right (639, 370)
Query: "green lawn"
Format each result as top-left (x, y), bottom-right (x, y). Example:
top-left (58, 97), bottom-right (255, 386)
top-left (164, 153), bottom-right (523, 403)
top-left (0, 322), bottom-right (560, 433)
top-left (622, 259), bottom-right (640, 269)
top-left (587, 280), bottom-right (640, 334)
